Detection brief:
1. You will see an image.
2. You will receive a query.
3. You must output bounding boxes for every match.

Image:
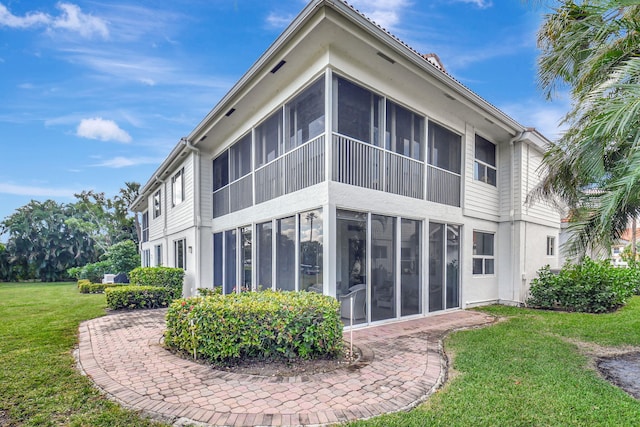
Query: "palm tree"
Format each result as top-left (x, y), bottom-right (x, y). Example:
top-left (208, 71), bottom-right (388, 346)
top-left (532, 0), bottom-right (640, 257)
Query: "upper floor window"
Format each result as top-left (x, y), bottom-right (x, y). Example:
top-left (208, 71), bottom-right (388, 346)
top-left (153, 189), bottom-right (161, 218)
top-left (473, 231), bottom-right (494, 275)
top-left (286, 76), bottom-right (325, 151)
top-left (255, 111), bottom-right (282, 168)
top-left (213, 150), bottom-right (229, 192)
top-left (386, 100), bottom-right (424, 161)
top-left (475, 135), bottom-right (496, 186)
top-left (141, 212), bottom-right (149, 243)
top-left (546, 236), bottom-right (555, 256)
top-left (334, 76), bottom-right (382, 146)
top-left (428, 121), bottom-right (461, 174)
top-left (230, 133), bottom-right (252, 181)
top-left (172, 168), bottom-right (184, 207)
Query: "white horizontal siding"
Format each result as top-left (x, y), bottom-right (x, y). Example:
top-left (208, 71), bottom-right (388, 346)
top-left (166, 154), bottom-right (195, 234)
top-left (464, 128), bottom-right (499, 218)
top-left (520, 144), bottom-right (560, 224)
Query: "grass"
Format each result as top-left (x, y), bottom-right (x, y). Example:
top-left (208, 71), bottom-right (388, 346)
top-left (351, 298), bottom-right (640, 427)
top-left (0, 281), bottom-right (167, 426)
top-left (4, 281), bottom-right (640, 426)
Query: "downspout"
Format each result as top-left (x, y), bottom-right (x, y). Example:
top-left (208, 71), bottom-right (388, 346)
top-left (182, 137), bottom-right (201, 295)
top-left (509, 131), bottom-right (526, 304)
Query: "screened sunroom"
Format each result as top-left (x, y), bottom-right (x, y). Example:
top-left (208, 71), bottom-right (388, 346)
top-left (210, 69), bottom-right (464, 325)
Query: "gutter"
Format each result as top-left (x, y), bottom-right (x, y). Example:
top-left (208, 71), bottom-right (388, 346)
top-left (182, 137), bottom-right (201, 294)
top-left (509, 131), bottom-right (527, 303)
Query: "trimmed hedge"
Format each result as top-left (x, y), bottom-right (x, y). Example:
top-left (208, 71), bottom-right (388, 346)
top-left (78, 282), bottom-right (126, 294)
top-left (105, 285), bottom-right (172, 310)
top-left (164, 291), bottom-right (342, 362)
top-left (129, 267), bottom-right (184, 299)
top-left (527, 258), bottom-right (639, 313)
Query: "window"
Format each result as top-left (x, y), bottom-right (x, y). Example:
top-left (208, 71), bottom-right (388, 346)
top-left (172, 168), bottom-right (184, 206)
top-left (213, 151), bottom-right (229, 192)
top-left (334, 76), bottom-right (382, 145)
top-left (256, 222), bottom-right (273, 290)
top-left (473, 231), bottom-right (494, 275)
top-left (141, 212), bottom-right (149, 243)
top-left (154, 244), bottom-right (162, 266)
top-left (142, 249), bottom-right (151, 267)
top-left (428, 121), bottom-right (461, 174)
top-left (547, 236), bottom-right (555, 256)
top-left (230, 134), bottom-right (252, 181)
top-left (286, 77), bottom-right (325, 151)
top-left (474, 135), bottom-right (497, 186)
top-left (153, 190), bottom-right (162, 218)
top-left (385, 100), bottom-right (424, 161)
top-left (255, 110), bottom-right (283, 168)
top-left (213, 232), bottom-right (223, 289)
top-left (174, 238), bottom-right (186, 270)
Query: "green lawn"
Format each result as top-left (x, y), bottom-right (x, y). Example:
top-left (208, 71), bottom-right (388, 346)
top-left (352, 299), bottom-right (640, 427)
top-left (0, 281), bottom-right (166, 426)
top-left (3, 282), bottom-right (640, 426)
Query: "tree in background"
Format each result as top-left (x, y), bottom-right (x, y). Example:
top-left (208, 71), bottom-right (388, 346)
top-left (106, 240), bottom-right (140, 277)
top-left (0, 183), bottom-right (141, 282)
top-left (532, 1), bottom-right (640, 257)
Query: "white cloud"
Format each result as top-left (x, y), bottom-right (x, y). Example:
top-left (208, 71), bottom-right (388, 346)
top-left (349, 0), bottom-right (410, 30)
top-left (0, 2), bottom-right (108, 39)
top-left (76, 117), bottom-right (132, 143)
top-left (91, 156), bottom-right (161, 168)
top-left (452, 0), bottom-right (493, 8)
top-left (0, 182), bottom-right (77, 197)
top-left (266, 12), bottom-right (294, 29)
top-left (500, 95), bottom-right (571, 142)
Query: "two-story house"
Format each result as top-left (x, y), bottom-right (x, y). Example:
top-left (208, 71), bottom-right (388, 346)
top-left (131, 0), bottom-right (561, 326)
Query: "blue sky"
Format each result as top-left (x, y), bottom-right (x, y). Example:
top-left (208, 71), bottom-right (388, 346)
top-left (0, 0), bottom-right (567, 230)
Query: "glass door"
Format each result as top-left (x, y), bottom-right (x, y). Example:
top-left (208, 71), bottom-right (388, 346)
top-left (428, 222), bottom-right (460, 312)
top-left (336, 210), bottom-right (368, 325)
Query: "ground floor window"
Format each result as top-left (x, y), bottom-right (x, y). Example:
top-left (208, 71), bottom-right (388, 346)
top-left (472, 231), bottom-right (494, 275)
top-left (213, 208), bottom-right (323, 294)
top-left (142, 249), bottom-right (151, 267)
top-left (429, 223), bottom-right (460, 312)
top-left (174, 238), bottom-right (186, 270)
top-left (336, 210), bottom-right (433, 325)
top-left (154, 244), bottom-right (162, 266)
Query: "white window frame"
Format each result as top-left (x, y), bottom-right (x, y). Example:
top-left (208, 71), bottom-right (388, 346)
top-left (473, 231), bottom-right (495, 275)
top-left (474, 135), bottom-right (497, 186)
top-left (172, 168), bottom-right (184, 207)
top-left (142, 249), bottom-right (151, 267)
top-left (547, 236), bottom-right (555, 256)
top-left (174, 238), bottom-right (186, 270)
top-left (153, 189), bottom-right (162, 218)
top-left (155, 244), bottom-right (163, 266)
top-left (141, 212), bottom-right (149, 243)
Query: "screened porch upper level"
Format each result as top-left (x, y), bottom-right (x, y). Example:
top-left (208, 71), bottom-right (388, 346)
top-left (212, 72), bottom-right (464, 219)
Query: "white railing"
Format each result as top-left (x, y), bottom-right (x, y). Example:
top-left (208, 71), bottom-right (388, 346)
top-left (427, 165), bottom-right (460, 207)
top-left (332, 134), bottom-right (384, 191)
top-left (385, 152), bottom-right (424, 199)
top-left (332, 134), bottom-right (424, 199)
top-left (254, 135), bottom-right (325, 205)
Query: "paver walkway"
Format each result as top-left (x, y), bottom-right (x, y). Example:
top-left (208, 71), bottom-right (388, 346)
top-left (77, 309), bottom-right (495, 426)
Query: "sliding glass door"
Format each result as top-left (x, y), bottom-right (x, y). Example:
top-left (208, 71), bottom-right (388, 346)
top-left (428, 222), bottom-right (460, 312)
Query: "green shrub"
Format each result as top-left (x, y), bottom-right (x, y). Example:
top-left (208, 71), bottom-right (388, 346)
top-left (164, 290), bottom-right (342, 362)
top-left (78, 282), bottom-right (125, 294)
top-left (527, 258), bottom-right (637, 313)
top-left (68, 260), bottom-right (111, 284)
top-left (77, 279), bottom-right (91, 288)
top-left (129, 267), bottom-right (184, 299)
top-left (197, 287), bottom-right (222, 297)
top-left (106, 240), bottom-right (140, 277)
top-left (105, 286), bottom-right (172, 310)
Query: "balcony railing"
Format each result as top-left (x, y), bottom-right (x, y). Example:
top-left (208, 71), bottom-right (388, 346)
top-left (332, 134), bottom-right (425, 200)
top-left (426, 165), bottom-right (461, 207)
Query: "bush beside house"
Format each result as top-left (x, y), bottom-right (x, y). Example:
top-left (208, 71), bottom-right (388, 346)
top-left (129, 267), bottom-right (184, 299)
top-left (527, 258), bottom-right (640, 313)
top-left (105, 286), bottom-right (172, 309)
top-left (164, 291), bottom-right (342, 362)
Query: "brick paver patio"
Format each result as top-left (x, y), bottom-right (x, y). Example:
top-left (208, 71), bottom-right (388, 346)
top-left (77, 309), bottom-right (495, 426)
